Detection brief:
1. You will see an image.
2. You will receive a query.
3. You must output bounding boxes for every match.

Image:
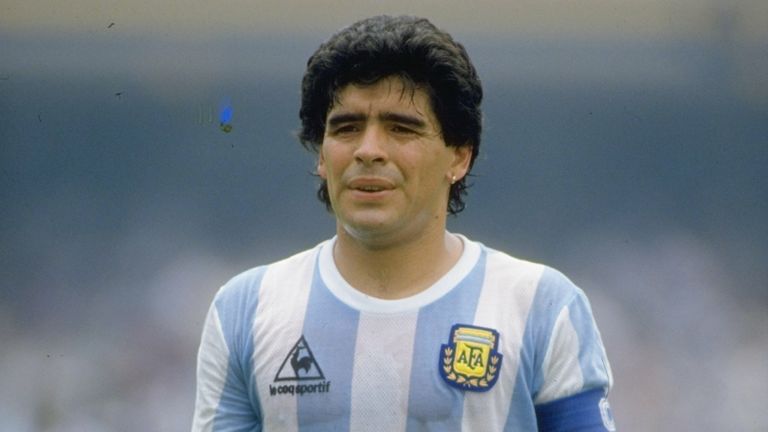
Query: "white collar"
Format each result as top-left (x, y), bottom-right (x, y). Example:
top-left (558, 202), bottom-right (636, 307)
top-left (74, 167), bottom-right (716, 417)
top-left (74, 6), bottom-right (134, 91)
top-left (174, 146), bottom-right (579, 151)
top-left (318, 233), bottom-right (481, 314)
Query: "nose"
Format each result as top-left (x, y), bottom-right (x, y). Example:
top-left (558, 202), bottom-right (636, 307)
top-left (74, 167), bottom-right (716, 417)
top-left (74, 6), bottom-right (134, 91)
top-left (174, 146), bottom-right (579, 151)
top-left (354, 124), bottom-right (388, 165)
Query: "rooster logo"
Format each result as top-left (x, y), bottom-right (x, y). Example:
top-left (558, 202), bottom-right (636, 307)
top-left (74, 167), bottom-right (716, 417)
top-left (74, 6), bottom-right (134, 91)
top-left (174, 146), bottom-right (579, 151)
top-left (274, 335), bottom-right (325, 382)
top-left (291, 345), bottom-right (314, 377)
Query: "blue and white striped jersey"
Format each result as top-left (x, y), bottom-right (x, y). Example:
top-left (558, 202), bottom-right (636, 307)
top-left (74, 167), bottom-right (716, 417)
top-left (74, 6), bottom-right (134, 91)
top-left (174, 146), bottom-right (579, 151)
top-left (192, 235), bottom-right (615, 431)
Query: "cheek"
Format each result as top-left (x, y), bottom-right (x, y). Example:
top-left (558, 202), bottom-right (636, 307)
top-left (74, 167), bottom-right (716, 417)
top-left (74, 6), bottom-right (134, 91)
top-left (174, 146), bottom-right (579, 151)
top-left (408, 153), bottom-right (448, 180)
top-left (318, 145), bottom-right (348, 183)
top-left (396, 148), bottom-right (427, 175)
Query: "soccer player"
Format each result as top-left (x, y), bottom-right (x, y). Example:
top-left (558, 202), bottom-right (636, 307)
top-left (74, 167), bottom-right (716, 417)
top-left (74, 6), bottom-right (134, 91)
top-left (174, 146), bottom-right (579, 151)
top-left (192, 15), bottom-right (615, 431)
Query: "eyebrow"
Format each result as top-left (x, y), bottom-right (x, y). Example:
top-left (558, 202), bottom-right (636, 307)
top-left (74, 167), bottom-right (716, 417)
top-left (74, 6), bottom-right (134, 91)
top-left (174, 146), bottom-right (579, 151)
top-left (381, 112), bottom-right (427, 129)
top-left (326, 112), bottom-right (365, 128)
top-left (326, 111), bottom-right (428, 130)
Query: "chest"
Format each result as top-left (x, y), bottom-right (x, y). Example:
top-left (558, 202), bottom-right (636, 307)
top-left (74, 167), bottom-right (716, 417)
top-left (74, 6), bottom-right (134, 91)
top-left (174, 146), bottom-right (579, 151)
top-left (252, 310), bottom-right (527, 430)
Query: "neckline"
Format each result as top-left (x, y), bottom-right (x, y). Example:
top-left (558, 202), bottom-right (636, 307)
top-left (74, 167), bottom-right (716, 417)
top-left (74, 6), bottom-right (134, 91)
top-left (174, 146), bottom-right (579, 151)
top-left (318, 233), bottom-right (481, 314)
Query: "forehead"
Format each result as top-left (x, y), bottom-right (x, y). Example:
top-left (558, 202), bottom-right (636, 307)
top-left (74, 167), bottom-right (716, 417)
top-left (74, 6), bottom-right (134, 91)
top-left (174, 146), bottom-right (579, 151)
top-left (328, 77), bottom-right (434, 118)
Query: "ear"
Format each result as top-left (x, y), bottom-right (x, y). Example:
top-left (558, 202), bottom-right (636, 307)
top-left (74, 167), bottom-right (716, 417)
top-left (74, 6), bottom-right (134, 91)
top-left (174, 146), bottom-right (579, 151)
top-left (450, 144), bottom-right (473, 181)
top-left (316, 148), bottom-right (327, 179)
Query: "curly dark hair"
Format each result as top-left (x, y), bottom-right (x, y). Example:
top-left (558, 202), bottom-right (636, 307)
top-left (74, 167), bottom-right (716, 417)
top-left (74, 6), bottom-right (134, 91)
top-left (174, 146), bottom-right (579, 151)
top-left (299, 15), bottom-right (483, 215)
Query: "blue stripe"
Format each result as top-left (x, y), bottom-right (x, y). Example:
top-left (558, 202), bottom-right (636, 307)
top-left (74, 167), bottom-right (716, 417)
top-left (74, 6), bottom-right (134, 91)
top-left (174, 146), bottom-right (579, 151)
top-left (297, 258), bottom-right (360, 431)
top-left (405, 249), bottom-right (488, 432)
top-left (213, 266), bottom-right (267, 431)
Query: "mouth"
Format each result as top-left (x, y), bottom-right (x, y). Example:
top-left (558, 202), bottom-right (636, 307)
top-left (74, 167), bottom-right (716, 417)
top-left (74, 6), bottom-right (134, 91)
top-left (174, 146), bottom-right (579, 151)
top-left (347, 177), bottom-right (395, 196)
top-left (354, 184), bottom-right (388, 192)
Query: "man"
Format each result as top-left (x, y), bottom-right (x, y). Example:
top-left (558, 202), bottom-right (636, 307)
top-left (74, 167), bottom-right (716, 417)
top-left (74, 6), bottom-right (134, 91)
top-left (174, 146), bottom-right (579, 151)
top-left (192, 15), bottom-right (615, 431)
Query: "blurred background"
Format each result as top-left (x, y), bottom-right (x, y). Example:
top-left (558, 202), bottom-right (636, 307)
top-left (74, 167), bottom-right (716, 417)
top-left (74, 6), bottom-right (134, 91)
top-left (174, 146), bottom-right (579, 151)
top-left (1, 0), bottom-right (766, 430)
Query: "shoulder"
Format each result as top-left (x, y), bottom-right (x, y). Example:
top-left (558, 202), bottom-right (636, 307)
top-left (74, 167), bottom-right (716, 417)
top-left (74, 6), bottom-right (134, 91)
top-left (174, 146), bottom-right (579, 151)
top-left (213, 242), bottom-right (325, 314)
top-left (531, 265), bottom-right (586, 315)
top-left (479, 242), bottom-right (581, 305)
top-left (475, 242), bottom-right (546, 291)
top-left (472, 240), bottom-right (592, 330)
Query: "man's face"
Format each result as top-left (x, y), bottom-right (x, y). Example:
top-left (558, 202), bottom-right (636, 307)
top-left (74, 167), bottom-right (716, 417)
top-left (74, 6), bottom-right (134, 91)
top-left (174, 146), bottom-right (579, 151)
top-left (317, 76), bottom-right (471, 246)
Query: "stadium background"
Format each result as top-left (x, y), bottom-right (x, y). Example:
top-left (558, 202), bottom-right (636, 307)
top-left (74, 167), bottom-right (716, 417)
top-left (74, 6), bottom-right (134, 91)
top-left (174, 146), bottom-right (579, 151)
top-left (1, 1), bottom-right (766, 430)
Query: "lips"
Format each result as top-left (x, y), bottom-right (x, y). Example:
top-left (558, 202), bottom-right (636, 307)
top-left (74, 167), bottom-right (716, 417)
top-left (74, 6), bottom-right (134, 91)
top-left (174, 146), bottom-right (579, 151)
top-left (356, 185), bottom-right (386, 192)
top-left (347, 177), bottom-right (395, 193)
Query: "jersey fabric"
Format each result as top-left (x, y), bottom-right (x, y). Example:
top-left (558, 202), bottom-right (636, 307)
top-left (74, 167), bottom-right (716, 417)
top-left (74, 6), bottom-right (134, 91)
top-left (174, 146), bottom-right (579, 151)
top-left (192, 235), bottom-right (615, 431)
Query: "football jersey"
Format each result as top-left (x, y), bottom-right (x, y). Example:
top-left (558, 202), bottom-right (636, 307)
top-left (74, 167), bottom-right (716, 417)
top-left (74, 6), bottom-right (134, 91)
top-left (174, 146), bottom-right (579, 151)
top-left (192, 235), bottom-right (615, 431)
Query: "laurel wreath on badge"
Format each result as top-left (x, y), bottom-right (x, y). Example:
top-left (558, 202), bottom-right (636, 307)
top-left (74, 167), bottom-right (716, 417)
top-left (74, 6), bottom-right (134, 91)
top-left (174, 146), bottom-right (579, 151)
top-left (442, 346), bottom-right (500, 388)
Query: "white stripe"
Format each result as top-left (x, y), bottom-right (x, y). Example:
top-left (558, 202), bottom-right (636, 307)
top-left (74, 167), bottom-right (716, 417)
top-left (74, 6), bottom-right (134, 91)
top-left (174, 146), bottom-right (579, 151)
top-left (253, 248), bottom-right (318, 431)
top-left (192, 304), bottom-right (229, 432)
top-left (535, 306), bottom-right (584, 404)
top-left (462, 250), bottom-right (543, 431)
top-left (349, 311), bottom-right (419, 432)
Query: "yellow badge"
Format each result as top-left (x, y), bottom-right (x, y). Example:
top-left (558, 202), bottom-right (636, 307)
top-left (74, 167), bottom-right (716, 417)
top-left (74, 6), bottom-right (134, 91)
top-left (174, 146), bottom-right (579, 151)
top-left (440, 324), bottom-right (503, 392)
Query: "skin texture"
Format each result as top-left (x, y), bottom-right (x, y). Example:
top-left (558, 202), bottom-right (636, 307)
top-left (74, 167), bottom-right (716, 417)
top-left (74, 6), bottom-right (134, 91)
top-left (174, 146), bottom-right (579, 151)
top-left (317, 77), bottom-right (472, 299)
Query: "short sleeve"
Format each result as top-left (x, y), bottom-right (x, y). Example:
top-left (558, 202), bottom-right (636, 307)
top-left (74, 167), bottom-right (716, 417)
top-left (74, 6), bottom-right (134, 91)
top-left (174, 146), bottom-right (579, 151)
top-left (191, 267), bottom-right (266, 432)
top-left (535, 288), bottom-right (613, 404)
top-left (529, 268), bottom-right (615, 431)
top-left (191, 298), bottom-right (233, 431)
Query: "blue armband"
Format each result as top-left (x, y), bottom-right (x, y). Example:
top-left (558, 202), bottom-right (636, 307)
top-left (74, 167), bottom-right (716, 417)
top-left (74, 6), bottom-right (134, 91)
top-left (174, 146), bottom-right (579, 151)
top-left (535, 388), bottom-right (615, 431)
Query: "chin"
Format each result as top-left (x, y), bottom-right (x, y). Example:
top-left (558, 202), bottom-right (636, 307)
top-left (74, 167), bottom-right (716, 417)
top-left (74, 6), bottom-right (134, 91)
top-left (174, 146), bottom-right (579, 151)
top-left (337, 206), bottom-right (394, 227)
top-left (340, 218), bottom-right (392, 236)
top-left (338, 213), bottom-right (401, 240)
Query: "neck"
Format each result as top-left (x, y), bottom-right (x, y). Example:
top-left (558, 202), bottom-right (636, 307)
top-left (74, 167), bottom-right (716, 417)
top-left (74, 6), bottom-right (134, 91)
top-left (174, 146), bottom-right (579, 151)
top-left (333, 225), bottom-right (463, 300)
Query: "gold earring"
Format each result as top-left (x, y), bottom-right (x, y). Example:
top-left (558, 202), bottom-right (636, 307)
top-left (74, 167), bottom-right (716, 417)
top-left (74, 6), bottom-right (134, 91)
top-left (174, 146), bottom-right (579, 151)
top-left (451, 174), bottom-right (457, 185)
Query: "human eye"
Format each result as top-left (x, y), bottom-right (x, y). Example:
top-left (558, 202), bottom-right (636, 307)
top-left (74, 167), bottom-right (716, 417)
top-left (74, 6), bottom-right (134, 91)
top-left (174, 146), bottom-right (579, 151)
top-left (329, 124), bottom-right (359, 136)
top-left (390, 124), bottom-right (418, 136)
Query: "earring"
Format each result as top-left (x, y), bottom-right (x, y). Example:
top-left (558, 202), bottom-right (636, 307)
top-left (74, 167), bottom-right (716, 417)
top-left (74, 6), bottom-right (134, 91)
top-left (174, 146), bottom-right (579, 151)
top-left (451, 174), bottom-right (457, 185)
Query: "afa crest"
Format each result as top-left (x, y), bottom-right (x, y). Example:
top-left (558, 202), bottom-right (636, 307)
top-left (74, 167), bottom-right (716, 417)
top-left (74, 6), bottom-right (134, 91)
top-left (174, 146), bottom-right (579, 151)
top-left (440, 324), bottom-right (503, 392)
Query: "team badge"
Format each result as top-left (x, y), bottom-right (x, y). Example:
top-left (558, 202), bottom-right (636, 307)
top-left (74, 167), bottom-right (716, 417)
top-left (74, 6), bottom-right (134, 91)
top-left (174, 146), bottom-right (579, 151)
top-left (440, 324), bottom-right (503, 392)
